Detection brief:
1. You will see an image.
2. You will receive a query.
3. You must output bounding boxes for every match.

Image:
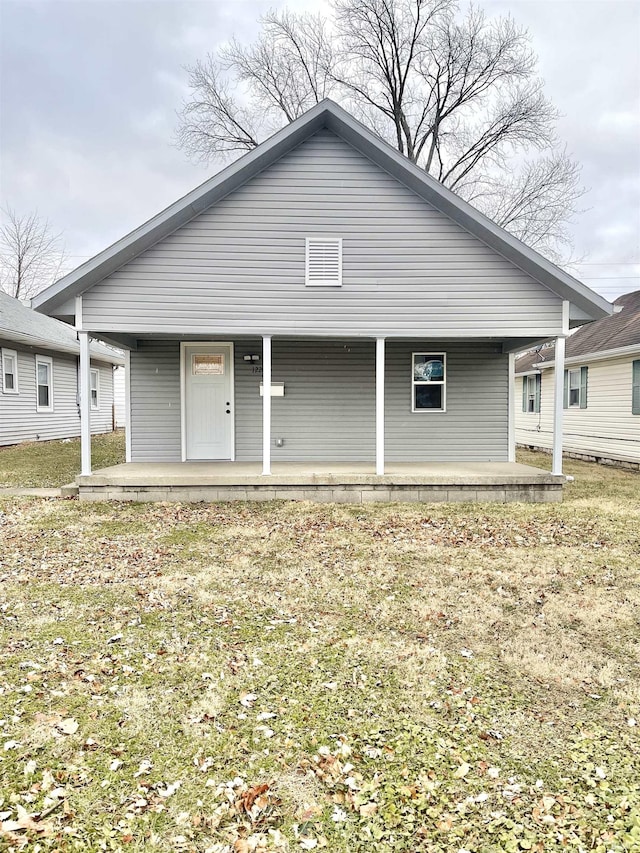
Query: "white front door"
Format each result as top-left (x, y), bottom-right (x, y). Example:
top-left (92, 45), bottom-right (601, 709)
top-left (184, 344), bottom-right (233, 460)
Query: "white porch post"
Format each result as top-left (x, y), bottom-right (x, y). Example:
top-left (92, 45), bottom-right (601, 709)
top-left (552, 300), bottom-right (570, 476)
top-left (262, 335), bottom-right (272, 475)
top-left (507, 352), bottom-right (516, 463)
top-left (552, 334), bottom-right (566, 475)
top-left (79, 331), bottom-right (92, 476)
top-left (376, 337), bottom-right (385, 476)
top-left (124, 350), bottom-right (132, 463)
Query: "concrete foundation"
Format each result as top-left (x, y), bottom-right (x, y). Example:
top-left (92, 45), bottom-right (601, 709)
top-left (76, 461), bottom-right (564, 504)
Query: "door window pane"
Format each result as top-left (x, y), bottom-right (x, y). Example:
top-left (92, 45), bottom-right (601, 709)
top-left (192, 354), bottom-right (224, 375)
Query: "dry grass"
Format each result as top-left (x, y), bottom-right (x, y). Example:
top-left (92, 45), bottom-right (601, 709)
top-left (0, 430), bottom-right (125, 487)
top-left (0, 452), bottom-right (638, 850)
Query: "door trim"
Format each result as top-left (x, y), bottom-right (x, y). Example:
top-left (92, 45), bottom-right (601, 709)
top-left (180, 341), bottom-right (235, 462)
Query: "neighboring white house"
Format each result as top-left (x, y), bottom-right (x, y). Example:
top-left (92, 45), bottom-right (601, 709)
top-left (113, 365), bottom-right (126, 428)
top-left (515, 290), bottom-right (640, 469)
top-left (1, 291), bottom-right (123, 446)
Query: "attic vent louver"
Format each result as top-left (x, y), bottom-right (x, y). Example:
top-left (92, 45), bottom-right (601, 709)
top-left (305, 237), bottom-right (342, 286)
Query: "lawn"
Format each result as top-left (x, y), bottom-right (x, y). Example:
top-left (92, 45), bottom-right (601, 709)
top-left (0, 432), bottom-right (126, 488)
top-left (0, 457), bottom-right (638, 851)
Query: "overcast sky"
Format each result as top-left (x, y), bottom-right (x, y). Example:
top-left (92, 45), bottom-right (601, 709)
top-left (1, 0), bottom-right (639, 302)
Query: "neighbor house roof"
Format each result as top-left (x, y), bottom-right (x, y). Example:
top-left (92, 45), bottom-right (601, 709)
top-left (515, 290), bottom-right (640, 373)
top-left (0, 291), bottom-right (123, 363)
top-left (32, 99), bottom-right (612, 324)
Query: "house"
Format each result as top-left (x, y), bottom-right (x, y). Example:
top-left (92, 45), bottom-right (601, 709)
top-left (113, 365), bottom-right (126, 428)
top-left (32, 100), bottom-right (612, 502)
top-left (1, 290), bottom-right (123, 446)
top-left (515, 290), bottom-right (640, 469)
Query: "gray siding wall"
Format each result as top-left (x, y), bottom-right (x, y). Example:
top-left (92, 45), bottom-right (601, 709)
top-left (0, 341), bottom-right (114, 446)
top-left (130, 341), bottom-right (182, 461)
top-left (83, 130), bottom-right (562, 339)
top-left (129, 339), bottom-right (508, 463)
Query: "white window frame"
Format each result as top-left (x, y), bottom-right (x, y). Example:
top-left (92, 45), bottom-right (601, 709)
top-left (305, 237), bottom-right (343, 287)
top-left (90, 368), bottom-right (100, 410)
top-left (411, 352), bottom-right (446, 413)
top-left (568, 368), bottom-right (581, 408)
top-left (1, 348), bottom-right (18, 395)
top-left (526, 375), bottom-right (536, 412)
top-left (35, 354), bottom-right (54, 413)
top-left (524, 374), bottom-right (541, 413)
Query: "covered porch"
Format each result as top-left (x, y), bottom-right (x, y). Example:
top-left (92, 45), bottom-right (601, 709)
top-left (76, 460), bottom-right (564, 503)
top-left (72, 328), bottom-right (572, 503)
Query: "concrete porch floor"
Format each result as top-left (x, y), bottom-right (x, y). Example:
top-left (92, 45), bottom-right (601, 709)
top-left (76, 461), bottom-right (564, 503)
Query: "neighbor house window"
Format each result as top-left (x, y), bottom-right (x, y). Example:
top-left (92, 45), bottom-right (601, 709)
top-left (564, 366), bottom-right (587, 409)
top-left (633, 360), bottom-right (640, 415)
top-left (2, 348), bottom-right (18, 394)
top-left (35, 355), bottom-right (53, 412)
top-left (522, 374), bottom-right (541, 413)
top-left (412, 353), bottom-right (446, 411)
top-left (90, 369), bottom-right (99, 410)
top-left (305, 237), bottom-right (342, 286)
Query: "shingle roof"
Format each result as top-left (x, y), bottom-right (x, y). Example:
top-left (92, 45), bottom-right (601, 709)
top-left (515, 289), bottom-right (640, 373)
top-left (0, 291), bottom-right (123, 363)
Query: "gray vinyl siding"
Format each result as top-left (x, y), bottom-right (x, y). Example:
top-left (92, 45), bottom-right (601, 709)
top-left (0, 341), bottom-right (115, 446)
top-left (130, 341), bottom-right (182, 461)
top-left (82, 130), bottom-right (562, 339)
top-left (129, 339), bottom-right (507, 462)
top-left (386, 341), bottom-right (508, 461)
top-left (235, 339), bottom-right (376, 462)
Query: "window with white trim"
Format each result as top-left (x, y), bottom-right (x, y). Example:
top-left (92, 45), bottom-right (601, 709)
top-left (564, 366), bottom-right (587, 409)
top-left (2, 348), bottom-right (18, 394)
top-left (412, 353), bottom-right (446, 411)
top-left (522, 374), bottom-right (541, 413)
top-left (35, 355), bottom-right (53, 412)
top-left (305, 237), bottom-right (342, 286)
top-left (90, 368), bottom-right (99, 410)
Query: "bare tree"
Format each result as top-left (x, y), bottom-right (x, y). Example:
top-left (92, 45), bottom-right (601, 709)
top-left (175, 0), bottom-right (584, 261)
top-left (0, 208), bottom-right (67, 301)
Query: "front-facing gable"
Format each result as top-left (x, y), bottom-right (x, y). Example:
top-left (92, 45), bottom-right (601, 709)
top-left (78, 129), bottom-right (564, 339)
top-left (33, 100), bottom-right (611, 340)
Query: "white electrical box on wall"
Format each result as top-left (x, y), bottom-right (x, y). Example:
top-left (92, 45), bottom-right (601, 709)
top-left (259, 382), bottom-right (285, 397)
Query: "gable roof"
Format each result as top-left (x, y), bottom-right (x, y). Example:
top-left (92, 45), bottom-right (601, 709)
top-left (515, 289), bottom-right (640, 373)
top-left (0, 291), bottom-right (123, 363)
top-left (33, 99), bottom-right (612, 323)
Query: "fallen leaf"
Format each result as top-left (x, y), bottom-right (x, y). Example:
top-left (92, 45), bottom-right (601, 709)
top-left (57, 718), bottom-right (79, 735)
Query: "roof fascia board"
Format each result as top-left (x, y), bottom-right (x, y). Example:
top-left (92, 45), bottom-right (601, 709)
top-left (565, 343), bottom-right (640, 365)
top-left (0, 330), bottom-right (78, 355)
top-left (515, 342), bottom-right (640, 373)
top-left (0, 329), bottom-right (123, 363)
